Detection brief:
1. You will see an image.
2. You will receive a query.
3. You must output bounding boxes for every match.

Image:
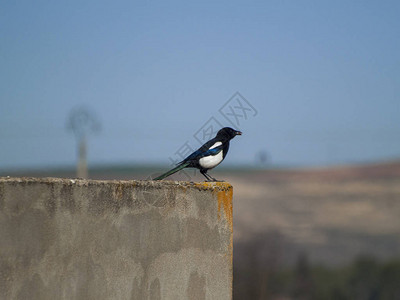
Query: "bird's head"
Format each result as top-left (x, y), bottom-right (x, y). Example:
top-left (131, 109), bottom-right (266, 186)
top-left (216, 127), bottom-right (242, 140)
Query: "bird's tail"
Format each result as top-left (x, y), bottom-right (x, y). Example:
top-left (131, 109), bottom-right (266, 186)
top-left (153, 162), bottom-right (190, 180)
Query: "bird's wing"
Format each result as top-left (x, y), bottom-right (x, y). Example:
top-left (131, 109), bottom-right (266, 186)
top-left (182, 144), bottom-right (223, 162)
top-left (178, 139), bottom-right (222, 164)
top-left (197, 145), bottom-right (223, 158)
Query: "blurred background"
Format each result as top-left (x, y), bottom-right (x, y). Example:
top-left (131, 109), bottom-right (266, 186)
top-left (1, 1), bottom-right (400, 298)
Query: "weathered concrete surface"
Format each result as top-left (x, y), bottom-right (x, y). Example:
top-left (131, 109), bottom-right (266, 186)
top-left (0, 177), bottom-right (233, 300)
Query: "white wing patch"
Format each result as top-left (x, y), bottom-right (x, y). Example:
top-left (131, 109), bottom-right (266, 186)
top-left (210, 141), bottom-right (222, 149)
top-left (199, 142), bottom-right (224, 169)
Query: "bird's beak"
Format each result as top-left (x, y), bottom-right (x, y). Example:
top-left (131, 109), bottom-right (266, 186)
top-left (236, 131), bottom-right (242, 135)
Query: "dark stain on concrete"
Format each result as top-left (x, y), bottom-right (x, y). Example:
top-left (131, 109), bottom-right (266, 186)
top-left (88, 187), bottom-right (114, 215)
top-left (0, 183), bottom-right (55, 268)
top-left (75, 255), bottom-right (107, 299)
top-left (130, 277), bottom-right (141, 300)
top-left (187, 271), bottom-right (206, 300)
top-left (8, 209), bottom-right (54, 265)
top-left (44, 185), bottom-right (57, 217)
top-left (87, 181), bottom-right (142, 215)
top-left (59, 184), bottom-right (76, 213)
top-left (120, 210), bottom-right (183, 265)
top-left (17, 273), bottom-right (47, 300)
top-left (0, 183), bottom-right (4, 211)
top-left (150, 278), bottom-right (161, 300)
top-left (0, 259), bottom-right (13, 298)
top-left (184, 218), bottom-right (221, 252)
top-left (93, 224), bottom-right (121, 255)
top-left (4, 186), bottom-right (31, 216)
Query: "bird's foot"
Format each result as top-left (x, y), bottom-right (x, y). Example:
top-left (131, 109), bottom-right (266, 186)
top-left (204, 178), bottom-right (223, 182)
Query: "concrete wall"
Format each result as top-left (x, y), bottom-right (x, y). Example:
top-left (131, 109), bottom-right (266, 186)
top-left (0, 177), bottom-right (233, 300)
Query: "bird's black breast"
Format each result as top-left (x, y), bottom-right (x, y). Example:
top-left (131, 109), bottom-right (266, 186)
top-left (222, 141), bottom-right (230, 159)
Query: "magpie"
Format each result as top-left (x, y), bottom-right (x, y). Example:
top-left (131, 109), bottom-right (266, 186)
top-left (154, 127), bottom-right (242, 181)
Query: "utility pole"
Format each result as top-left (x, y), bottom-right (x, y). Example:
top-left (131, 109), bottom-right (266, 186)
top-left (66, 107), bottom-right (101, 178)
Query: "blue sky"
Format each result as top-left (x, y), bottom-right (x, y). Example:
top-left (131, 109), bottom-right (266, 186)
top-left (1, 0), bottom-right (399, 169)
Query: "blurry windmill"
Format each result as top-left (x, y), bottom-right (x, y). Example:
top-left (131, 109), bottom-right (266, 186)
top-left (66, 106), bottom-right (101, 178)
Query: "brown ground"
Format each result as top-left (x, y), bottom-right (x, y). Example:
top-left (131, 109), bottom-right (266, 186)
top-left (222, 161), bottom-right (400, 265)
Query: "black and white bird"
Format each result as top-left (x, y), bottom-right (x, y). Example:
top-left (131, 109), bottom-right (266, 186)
top-left (154, 127), bottom-right (242, 181)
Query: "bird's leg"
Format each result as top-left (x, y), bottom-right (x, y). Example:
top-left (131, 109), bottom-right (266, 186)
top-left (207, 173), bottom-right (221, 182)
top-left (208, 175), bottom-right (220, 181)
top-left (200, 170), bottom-right (213, 181)
top-left (201, 170), bottom-right (221, 182)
